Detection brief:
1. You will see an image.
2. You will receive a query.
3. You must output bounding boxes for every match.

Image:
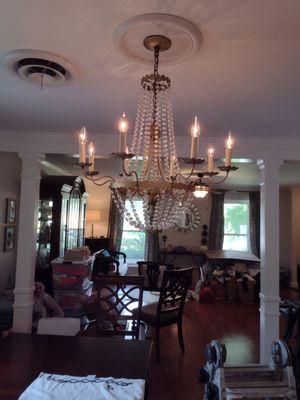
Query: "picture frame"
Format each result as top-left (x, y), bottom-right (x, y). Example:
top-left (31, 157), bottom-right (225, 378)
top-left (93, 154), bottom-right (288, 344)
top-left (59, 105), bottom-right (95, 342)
top-left (3, 226), bottom-right (15, 252)
top-left (5, 199), bottom-right (16, 224)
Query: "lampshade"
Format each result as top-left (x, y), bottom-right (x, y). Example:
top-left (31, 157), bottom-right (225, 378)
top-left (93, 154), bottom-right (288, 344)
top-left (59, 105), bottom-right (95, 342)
top-left (86, 209), bottom-right (101, 222)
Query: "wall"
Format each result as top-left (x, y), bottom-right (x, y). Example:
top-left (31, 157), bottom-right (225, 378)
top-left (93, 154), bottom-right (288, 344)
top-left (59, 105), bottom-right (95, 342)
top-left (158, 194), bottom-right (211, 266)
top-left (279, 188), bottom-right (292, 272)
top-left (85, 182), bottom-right (111, 238)
top-left (0, 153), bottom-right (21, 293)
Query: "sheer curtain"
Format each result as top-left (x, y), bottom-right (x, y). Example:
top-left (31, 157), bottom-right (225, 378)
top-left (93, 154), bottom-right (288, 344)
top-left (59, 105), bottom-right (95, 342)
top-left (249, 191), bottom-right (260, 256)
top-left (208, 192), bottom-right (225, 250)
top-left (107, 195), bottom-right (124, 252)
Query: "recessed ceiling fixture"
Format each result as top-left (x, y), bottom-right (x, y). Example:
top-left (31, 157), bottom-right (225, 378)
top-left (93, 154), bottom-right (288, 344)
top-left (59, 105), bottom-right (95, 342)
top-left (1, 49), bottom-right (78, 88)
top-left (75, 26), bottom-right (238, 232)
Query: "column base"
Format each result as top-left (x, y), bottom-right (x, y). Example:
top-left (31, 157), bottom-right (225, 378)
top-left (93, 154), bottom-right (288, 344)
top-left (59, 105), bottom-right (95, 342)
top-left (12, 287), bottom-right (34, 333)
top-left (259, 293), bottom-right (280, 363)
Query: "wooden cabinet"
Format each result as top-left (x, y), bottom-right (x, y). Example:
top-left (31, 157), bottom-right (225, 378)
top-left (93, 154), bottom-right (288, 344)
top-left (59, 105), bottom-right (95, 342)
top-left (35, 176), bottom-right (87, 293)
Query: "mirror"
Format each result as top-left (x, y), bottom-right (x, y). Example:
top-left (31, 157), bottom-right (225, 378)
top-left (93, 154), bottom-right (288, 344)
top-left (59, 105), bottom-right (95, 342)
top-left (174, 204), bottom-right (200, 233)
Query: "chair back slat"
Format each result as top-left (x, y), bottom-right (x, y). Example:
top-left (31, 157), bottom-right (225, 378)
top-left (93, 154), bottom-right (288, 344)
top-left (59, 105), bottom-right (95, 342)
top-left (95, 275), bottom-right (144, 339)
top-left (137, 261), bottom-right (174, 291)
top-left (157, 267), bottom-right (193, 320)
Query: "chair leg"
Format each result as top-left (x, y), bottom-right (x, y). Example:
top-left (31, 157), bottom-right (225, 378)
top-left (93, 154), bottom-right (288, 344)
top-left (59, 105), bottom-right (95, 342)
top-left (155, 327), bottom-right (160, 362)
top-left (178, 320), bottom-right (185, 353)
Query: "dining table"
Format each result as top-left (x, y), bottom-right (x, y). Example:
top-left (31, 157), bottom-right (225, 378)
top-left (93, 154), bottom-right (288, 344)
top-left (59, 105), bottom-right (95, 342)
top-left (0, 333), bottom-right (152, 399)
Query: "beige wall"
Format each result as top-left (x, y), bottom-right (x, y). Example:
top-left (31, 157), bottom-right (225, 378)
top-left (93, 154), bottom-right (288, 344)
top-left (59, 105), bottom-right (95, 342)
top-left (279, 188), bottom-right (292, 271)
top-left (0, 153), bottom-right (21, 293)
top-left (85, 182), bottom-right (111, 238)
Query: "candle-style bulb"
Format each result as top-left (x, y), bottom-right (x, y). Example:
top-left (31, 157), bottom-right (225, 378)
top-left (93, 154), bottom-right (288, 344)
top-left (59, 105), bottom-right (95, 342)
top-left (225, 131), bottom-right (233, 167)
top-left (88, 142), bottom-right (94, 156)
top-left (119, 112), bottom-right (128, 134)
top-left (226, 131), bottom-right (233, 149)
top-left (190, 116), bottom-right (200, 159)
top-left (207, 144), bottom-right (215, 173)
top-left (79, 127), bottom-right (87, 164)
top-left (79, 127), bottom-right (87, 144)
top-left (191, 116), bottom-right (200, 138)
top-left (88, 142), bottom-right (95, 172)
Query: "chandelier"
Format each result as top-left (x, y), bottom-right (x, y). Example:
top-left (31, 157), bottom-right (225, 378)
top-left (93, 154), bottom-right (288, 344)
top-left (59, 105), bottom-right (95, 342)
top-left (76, 35), bottom-right (238, 231)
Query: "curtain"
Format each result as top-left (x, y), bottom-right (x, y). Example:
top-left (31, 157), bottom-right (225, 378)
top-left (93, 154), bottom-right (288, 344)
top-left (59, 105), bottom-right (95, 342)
top-left (249, 191), bottom-right (260, 257)
top-left (107, 195), bottom-right (124, 252)
top-left (146, 231), bottom-right (160, 262)
top-left (208, 192), bottom-right (225, 250)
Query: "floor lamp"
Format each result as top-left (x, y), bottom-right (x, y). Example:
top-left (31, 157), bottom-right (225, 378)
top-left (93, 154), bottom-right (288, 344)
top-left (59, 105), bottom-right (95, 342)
top-left (86, 210), bottom-right (101, 238)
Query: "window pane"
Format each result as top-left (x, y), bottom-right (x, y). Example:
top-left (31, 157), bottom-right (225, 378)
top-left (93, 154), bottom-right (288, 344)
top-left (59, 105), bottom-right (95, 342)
top-left (224, 203), bottom-right (249, 235)
top-left (223, 235), bottom-right (248, 251)
top-left (120, 231), bottom-right (146, 261)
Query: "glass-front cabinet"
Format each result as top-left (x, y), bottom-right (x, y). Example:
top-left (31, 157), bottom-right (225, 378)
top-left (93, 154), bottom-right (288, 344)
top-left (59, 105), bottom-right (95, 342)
top-left (35, 176), bottom-right (87, 292)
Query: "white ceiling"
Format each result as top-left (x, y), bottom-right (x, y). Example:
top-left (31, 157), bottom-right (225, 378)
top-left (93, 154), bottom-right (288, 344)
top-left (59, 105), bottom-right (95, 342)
top-left (0, 0), bottom-right (300, 138)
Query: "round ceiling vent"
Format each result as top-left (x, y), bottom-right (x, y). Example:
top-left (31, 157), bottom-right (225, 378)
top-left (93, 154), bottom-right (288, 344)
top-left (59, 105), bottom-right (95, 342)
top-left (1, 49), bottom-right (78, 87)
top-left (113, 13), bottom-right (203, 65)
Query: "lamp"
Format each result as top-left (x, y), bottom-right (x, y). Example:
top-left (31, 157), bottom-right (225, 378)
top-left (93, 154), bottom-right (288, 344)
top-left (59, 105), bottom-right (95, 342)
top-left (75, 33), bottom-right (238, 232)
top-left (86, 210), bottom-right (101, 238)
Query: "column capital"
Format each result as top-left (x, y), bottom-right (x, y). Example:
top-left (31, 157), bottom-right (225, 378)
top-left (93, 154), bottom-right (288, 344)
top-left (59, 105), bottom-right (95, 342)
top-left (18, 152), bottom-right (45, 161)
top-left (257, 159), bottom-right (283, 183)
top-left (18, 153), bottom-right (45, 179)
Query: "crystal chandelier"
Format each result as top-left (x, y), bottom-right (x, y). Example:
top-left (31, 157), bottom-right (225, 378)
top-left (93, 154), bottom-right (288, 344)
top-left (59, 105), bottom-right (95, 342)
top-left (76, 35), bottom-right (238, 232)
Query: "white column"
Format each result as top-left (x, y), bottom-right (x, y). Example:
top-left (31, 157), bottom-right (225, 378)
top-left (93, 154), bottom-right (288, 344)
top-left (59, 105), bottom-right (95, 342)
top-left (12, 153), bottom-right (44, 333)
top-left (257, 159), bottom-right (282, 363)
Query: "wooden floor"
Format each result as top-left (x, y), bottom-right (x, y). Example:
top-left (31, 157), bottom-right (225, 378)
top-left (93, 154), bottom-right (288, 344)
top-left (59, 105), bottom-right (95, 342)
top-left (147, 290), bottom-right (299, 400)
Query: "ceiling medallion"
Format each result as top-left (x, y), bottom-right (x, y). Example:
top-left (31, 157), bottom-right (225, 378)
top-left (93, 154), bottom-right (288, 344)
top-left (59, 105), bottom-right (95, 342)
top-left (113, 13), bottom-right (203, 65)
top-left (75, 30), bottom-right (238, 232)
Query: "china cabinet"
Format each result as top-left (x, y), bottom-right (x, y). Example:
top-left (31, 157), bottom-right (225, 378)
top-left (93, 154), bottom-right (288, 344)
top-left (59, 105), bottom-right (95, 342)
top-left (35, 176), bottom-right (87, 293)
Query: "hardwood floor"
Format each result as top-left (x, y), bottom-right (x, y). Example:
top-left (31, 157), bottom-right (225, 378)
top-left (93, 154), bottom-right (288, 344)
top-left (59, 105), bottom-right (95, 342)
top-left (147, 292), bottom-right (299, 400)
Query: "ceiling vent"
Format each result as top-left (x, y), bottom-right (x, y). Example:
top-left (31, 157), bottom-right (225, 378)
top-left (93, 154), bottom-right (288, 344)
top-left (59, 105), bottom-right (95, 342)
top-left (1, 49), bottom-right (78, 87)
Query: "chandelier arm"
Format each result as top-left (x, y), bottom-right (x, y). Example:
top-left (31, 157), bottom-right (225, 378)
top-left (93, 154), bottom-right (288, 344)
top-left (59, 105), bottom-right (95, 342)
top-left (121, 160), bottom-right (141, 196)
top-left (197, 171), bottom-right (230, 185)
top-left (83, 174), bottom-right (115, 187)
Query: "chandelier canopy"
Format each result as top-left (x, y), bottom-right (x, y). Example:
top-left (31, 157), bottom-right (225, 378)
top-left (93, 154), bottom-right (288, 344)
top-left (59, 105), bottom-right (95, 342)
top-left (76, 35), bottom-right (238, 232)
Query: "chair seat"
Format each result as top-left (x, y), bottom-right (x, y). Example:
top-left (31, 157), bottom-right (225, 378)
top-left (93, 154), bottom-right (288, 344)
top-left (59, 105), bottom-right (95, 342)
top-left (135, 302), bottom-right (178, 326)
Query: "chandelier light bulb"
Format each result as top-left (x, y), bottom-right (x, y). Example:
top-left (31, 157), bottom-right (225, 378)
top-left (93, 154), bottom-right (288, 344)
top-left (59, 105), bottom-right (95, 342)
top-left (119, 112), bottom-right (128, 134)
top-left (118, 112), bottom-right (128, 153)
top-left (207, 144), bottom-right (215, 173)
top-left (88, 142), bottom-right (95, 172)
top-left (191, 116), bottom-right (200, 138)
top-left (78, 127), bottom-right (87, 164)
top-left (225, 131), bottom-right (233, 167)
top-left (194, 185), bottom-right (208, 198)
top-left (190, 116), bottom-right (200, 159)
top-left (226, 130), bottom-right (233, 149)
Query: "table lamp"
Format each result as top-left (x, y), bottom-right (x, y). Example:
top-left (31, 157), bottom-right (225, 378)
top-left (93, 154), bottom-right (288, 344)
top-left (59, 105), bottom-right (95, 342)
top-left (86, 209), bottom-right (101, 238)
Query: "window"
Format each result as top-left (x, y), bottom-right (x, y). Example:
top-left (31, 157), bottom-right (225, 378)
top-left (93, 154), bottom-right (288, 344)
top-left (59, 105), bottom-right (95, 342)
top-left (223, 196), bottom-right (250, 252)
top-left (120, 200), bottom-right (146, 263)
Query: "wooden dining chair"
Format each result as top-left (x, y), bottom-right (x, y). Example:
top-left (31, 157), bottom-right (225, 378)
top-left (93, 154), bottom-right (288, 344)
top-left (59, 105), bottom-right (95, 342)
top-left (135, 267), bottom-right (193, 361)
top-left (137, 261), bottom-right (174, 291)
top-left (84, 275), bottom-right (144, 339)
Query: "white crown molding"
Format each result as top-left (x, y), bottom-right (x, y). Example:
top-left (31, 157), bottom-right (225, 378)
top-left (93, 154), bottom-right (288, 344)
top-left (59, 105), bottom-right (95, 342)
top-left (1, 129), bottom-right (300, 161)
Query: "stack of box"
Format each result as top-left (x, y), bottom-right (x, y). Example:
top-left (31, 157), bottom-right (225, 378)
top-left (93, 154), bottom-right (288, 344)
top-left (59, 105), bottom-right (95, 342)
top-left (51, 256), bottom-right (94, 314)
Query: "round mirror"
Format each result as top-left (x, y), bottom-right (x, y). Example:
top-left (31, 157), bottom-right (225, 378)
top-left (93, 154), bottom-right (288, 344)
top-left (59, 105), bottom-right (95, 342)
top-left (174, 204), bottom-right (200, 233)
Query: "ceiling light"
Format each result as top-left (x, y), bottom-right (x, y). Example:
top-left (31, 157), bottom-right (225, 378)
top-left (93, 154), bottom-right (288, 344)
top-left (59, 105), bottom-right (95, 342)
top-left (75, 33), bottom-right (238, 231)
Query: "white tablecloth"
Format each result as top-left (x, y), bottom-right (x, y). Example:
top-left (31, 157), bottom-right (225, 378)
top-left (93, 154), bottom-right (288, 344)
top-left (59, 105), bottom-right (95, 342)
top-left (19, 372), bottom-right (145, 400)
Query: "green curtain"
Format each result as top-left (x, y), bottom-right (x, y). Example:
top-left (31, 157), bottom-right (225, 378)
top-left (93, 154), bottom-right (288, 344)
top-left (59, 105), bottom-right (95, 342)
top-left (146, 231), bottom-right (160, 262)
top-left (249, 191), bottom-right (260, 257)
top-left (107, 194), bottom-right (124, 252)
top-left (208, 192), bottom-right (225, 250)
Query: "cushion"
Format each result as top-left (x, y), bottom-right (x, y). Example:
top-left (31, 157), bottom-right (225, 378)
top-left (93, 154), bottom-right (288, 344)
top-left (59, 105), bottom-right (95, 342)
top-left (134, 302), bottom-right (178, 326)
